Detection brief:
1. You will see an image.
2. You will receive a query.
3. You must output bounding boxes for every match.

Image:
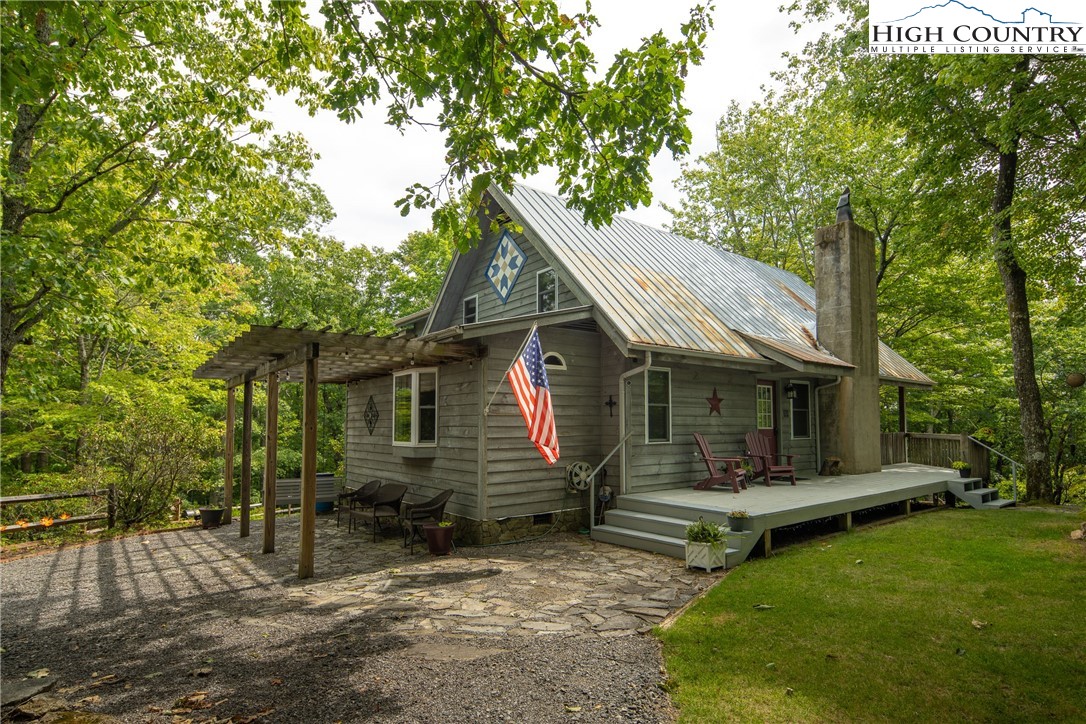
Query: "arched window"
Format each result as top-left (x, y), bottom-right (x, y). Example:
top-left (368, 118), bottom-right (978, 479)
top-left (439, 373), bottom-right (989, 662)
top-left (543, 352), bottom-right (567, 370)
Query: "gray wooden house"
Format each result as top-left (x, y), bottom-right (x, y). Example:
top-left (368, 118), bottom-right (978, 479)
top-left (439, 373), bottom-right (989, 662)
top-left (345, 184), bottom-right (933, 544)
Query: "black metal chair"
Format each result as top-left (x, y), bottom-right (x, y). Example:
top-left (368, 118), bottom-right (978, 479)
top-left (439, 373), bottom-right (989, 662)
top-left (362, 483), bottom-right (408, 542)
top-left (340, 479), bottom-right (381, 530)
top-left (401, 489), bottom-right (454, 553)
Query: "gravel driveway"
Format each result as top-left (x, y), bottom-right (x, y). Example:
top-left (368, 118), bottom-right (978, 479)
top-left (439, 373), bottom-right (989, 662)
top-left (1, 516), bottom-right (722, 722)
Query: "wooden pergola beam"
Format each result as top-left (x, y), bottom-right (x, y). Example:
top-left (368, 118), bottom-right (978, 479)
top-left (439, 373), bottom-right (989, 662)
top-left (298, 343), bottom-right (319, 579)
top-left (223, 387), bottom-right (235, 524)
top-left (263, 370), bottom-right (279, 554)
top-left (240, 379), bottom-right (253, 538)
top-left (226, 344), bottom-right (312, 390)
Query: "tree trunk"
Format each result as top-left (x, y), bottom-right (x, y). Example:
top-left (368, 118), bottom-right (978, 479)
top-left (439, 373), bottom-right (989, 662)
top-left (991, 147), bottom-right (1050, 501)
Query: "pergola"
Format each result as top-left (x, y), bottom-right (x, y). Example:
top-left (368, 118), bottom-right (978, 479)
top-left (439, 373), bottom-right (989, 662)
top-left (194, 325), bottom-right (476, 578)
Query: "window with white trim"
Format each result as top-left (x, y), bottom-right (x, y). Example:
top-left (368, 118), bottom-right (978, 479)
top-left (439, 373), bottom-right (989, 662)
top-left (537, 268), bottom-right (557, 313)
top-left (790, 381), bottom-right (811, 439)
top-left (756, 384), bottom-right (774, 430)
top-left (543, 352), bottom-right (566, 370)
top-left (646, 368), bottom-right (671, 443)
top-left (393, 368), bottom-right (438, 445)
top-left (463, 295), bottom-right (478, 325)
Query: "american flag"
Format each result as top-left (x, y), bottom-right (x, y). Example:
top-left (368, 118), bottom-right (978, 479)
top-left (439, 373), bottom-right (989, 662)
top-left (508, 330), bottom-right (559, 464)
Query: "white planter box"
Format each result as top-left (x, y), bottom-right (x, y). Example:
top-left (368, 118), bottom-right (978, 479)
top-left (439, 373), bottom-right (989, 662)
top-left (685, 540), bottom-right (727, 572)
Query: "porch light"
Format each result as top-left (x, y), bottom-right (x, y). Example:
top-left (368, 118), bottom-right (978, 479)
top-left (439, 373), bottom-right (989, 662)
top-left (785, 384), bottom-right (798, 400)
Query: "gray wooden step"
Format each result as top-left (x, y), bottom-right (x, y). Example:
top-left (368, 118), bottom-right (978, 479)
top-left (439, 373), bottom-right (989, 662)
top-left (615, 495), bottom-right (731, 524)
top-left (603, 509), bottom-right (693, 539)
top-left (983, 498), bottom-right (1016, 509)
top-left (591, 525), bottom-right (686, 557)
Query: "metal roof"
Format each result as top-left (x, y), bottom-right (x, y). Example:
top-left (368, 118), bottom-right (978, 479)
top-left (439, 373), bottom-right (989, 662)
top-left (490, 184), bottom-right (933, 387)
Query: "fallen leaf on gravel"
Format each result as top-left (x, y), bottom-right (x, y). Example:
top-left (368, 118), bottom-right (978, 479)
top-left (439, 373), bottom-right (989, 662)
top-left (90, 674), bottom-right (122, 687)
top-left (753, 604), bottom-right (775, 611)
top-left (270, 678), bottom-right (284, 686)
top-left (27, 668), bottom-right (50, 678)
top-left (174, 692), bottom-right (211, 710)
top-left (971, 619), bottom-right (990, 630)
top-left (565, 706), bottom-right (582, 712)
top-left (313, 653), bottom-right (330, 659)
top-left (145, 671), bottom-right (164, 679)
top-left (80, 695), bottom-right (102, 705)
top-left (232, 706), bottom-right (274, 722)
top-left (191, 668), bottom-right (213, 677)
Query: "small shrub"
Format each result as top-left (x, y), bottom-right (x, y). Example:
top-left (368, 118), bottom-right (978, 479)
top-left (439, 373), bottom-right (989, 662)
top-left (728, 509), bottom-right (750, 519)
top-left (951, 460), bottom-right (971, 471)
top-left (686, 517), bottom-right (726, 544)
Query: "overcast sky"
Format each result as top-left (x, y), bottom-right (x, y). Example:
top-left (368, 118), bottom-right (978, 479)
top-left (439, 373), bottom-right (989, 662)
top-left (262, 2), bottom-right (826, 250)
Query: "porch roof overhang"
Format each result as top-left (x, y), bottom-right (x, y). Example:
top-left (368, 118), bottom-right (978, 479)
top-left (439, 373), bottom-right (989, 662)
top-left (739, 333), bottom-right (856, 377)
top-left (193, 325), bottom-right (478, 388)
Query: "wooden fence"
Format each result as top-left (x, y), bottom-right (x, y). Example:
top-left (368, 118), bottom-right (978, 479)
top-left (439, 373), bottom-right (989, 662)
top-left (880, 432), bottom-right (990, 480)
top-left (0, 486), bottom-right (116, 534)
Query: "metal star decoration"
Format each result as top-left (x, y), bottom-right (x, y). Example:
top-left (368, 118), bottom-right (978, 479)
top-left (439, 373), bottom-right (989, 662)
top-left (706, 387), bottom-right (722, 416)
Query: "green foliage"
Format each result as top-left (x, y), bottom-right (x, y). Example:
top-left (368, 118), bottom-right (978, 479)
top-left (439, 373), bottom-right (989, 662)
top-left (685, 517), bottom-right (726, 544)
top-left (661, 509), bottom-right (1086, 721)
top-left (82, 386), bottom-right (218, 527)
top-left (309, 0), bottom-right (712, 245)
top-left (950, 460), bottom-right (970, 471)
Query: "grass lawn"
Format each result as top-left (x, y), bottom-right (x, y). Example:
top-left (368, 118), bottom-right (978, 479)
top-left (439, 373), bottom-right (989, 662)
top-left (659, 508), bottom-right (1086, 723)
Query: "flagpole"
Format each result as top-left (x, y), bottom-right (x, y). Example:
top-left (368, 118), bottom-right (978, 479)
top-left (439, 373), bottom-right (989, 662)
top-left (483, 323), bottom-right (539, 416)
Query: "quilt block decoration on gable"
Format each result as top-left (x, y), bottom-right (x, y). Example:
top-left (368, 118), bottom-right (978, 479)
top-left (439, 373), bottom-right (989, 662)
top-left (485, 230), bottom-right (527, 304)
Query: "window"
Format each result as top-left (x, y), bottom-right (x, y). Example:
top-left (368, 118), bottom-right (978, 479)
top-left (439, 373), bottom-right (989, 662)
top-left (537, 268), bottom-right (557, 313)
top-left (463, 295), bottom-right (478, 325)
top-left (646, 368), bottom-right (671, 443)
top-left (756, 384), bottom-right (774, 430)
top-left (393, 369), bottom-right (438, 446)
top-left (543, 352), bottom-right (566, 370)
top-left (790, 381), bottom-right (811, 439)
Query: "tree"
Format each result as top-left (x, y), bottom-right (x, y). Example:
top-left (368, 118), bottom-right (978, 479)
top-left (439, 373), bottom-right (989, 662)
top-left (784, 1), bottom-right (1086, 501)
top-left (1, 1), bottom-right (329, 394)
top-left (300, 0), bottom-right (712, 243)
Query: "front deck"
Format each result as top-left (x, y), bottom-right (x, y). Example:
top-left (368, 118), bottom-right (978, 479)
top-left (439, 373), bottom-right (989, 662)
top-left (593, 464), bottom-right (988, 566)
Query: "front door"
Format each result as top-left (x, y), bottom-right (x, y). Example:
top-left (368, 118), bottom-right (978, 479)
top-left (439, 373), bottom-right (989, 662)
top-left (755, 381), bottom-right (778, 456)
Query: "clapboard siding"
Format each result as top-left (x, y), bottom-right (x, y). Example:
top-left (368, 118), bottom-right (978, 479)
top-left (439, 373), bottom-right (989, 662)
top-left (345, 360), bottom-right (480, 517)
top-left (626, 363), bottom-right (759, 493)
top-left (484, 327), bottom-right (601, 519)
top-left (455, 226), bottom-right (585, 326)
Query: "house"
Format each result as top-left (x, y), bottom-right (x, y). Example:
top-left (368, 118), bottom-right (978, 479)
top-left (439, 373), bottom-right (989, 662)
top-left (343, 184), bottom-right (933, 545)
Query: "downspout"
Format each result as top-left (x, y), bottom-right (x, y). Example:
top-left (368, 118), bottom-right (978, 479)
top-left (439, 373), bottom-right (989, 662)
top-left (618, 351), bottom-right (652, 495)
top-left (814, 376), bottom-right (842, 473)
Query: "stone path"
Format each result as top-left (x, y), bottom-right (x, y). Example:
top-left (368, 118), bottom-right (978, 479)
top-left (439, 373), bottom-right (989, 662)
top-left (263, 515), bottom-right (723, 639)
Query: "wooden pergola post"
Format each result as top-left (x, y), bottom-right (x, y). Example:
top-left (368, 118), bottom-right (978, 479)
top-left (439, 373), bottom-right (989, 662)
top-left (240, 379), bottom-right (254, 538)
top-left (298, 343), bottom-right (319, 579)
top-left (898, 386), bottom-right (907, 433)
top-left (263, 371), bottom-right (279, 554)
top-left (223, 387), bottom-right (235, 524)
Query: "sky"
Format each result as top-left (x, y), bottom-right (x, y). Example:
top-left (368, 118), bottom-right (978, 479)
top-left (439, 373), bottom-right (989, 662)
top-left (262, 2), bottom-right (827, 250)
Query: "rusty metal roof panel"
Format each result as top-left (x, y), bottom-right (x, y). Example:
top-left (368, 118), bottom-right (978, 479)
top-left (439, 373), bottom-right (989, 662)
top-left (495, 185), bottom-right (933, 387)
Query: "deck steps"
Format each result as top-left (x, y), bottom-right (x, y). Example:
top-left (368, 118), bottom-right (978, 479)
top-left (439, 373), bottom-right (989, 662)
top-left (947, 478), bottom-right (1013, 509)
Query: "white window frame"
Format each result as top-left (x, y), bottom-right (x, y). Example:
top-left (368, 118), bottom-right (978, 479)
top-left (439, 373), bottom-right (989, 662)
top-left (463, 295), bottom-right (478, 325)
top-left (756, 383), bottom-right (775, 431)
top-left (645, 367), bottom-right (672, 444)
top-left (789, 380), bottom-right (812, 440)
top-left (392, 368), bottom-right (438, 447)
top-left (543, 352), bottom-right (567, 370)
top-left (536, 268), bottom-right (558, 313)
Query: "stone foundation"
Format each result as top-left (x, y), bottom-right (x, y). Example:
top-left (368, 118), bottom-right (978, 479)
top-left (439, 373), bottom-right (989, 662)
top-left (450, 509), bottom-right (585, 545)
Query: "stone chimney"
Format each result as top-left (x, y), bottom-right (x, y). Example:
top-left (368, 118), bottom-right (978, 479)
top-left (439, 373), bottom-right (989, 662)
top-left (814, 193), bottom-right (882, 474)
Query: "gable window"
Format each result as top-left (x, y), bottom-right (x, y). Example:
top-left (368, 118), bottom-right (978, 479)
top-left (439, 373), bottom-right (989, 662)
top-left (543, 352), bottom-right (567, 370)
top-left (646, 368), bottom-right (671, 443)
top-left (790, 381), bottom-right (811, 439)
top-left (756, 383), bottom-right (774, 431)
top-left (537, 268), bottom-right (557, 313)
top-left (393, 369), bottom-right (438, 446)
top-left (463, 295), bottom-right (478, 325)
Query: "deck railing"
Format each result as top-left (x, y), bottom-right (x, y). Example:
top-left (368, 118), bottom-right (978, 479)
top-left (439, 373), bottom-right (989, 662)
top-left (0, 486), bottom-right (117, 534)
top-left (880, 432), bottom-right (990, 481)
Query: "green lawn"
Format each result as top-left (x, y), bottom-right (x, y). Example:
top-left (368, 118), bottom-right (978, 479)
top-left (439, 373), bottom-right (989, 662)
top-left (659, 508), bottom-right (1086, 723)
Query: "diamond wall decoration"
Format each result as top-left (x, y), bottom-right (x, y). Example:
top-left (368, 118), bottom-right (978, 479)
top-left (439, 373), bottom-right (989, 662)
top-left (364, 395), bottom-right (379, 435)
top-left (485, 230), bottom-right (527, 304)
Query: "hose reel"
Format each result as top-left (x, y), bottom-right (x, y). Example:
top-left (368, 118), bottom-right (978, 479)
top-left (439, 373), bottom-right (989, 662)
top-left (565, 461), bottom-right (594, 491)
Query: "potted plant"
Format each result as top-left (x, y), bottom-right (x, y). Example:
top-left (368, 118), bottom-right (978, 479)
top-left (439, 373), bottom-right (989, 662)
top-left (685, 517), bottom-right (727, 572)
top-left (727, 509), bottom-right (750, 532)
top-left (423, 520), bottom-right (456, 556)
top-left (950, 460), bottom-right (972, 478)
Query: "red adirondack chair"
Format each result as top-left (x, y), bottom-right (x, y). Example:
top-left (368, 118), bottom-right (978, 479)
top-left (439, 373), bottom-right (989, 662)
top-left (693, 433), bottom-right (748, 494)
top-left (744, 431), bottom-right (797, 486)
